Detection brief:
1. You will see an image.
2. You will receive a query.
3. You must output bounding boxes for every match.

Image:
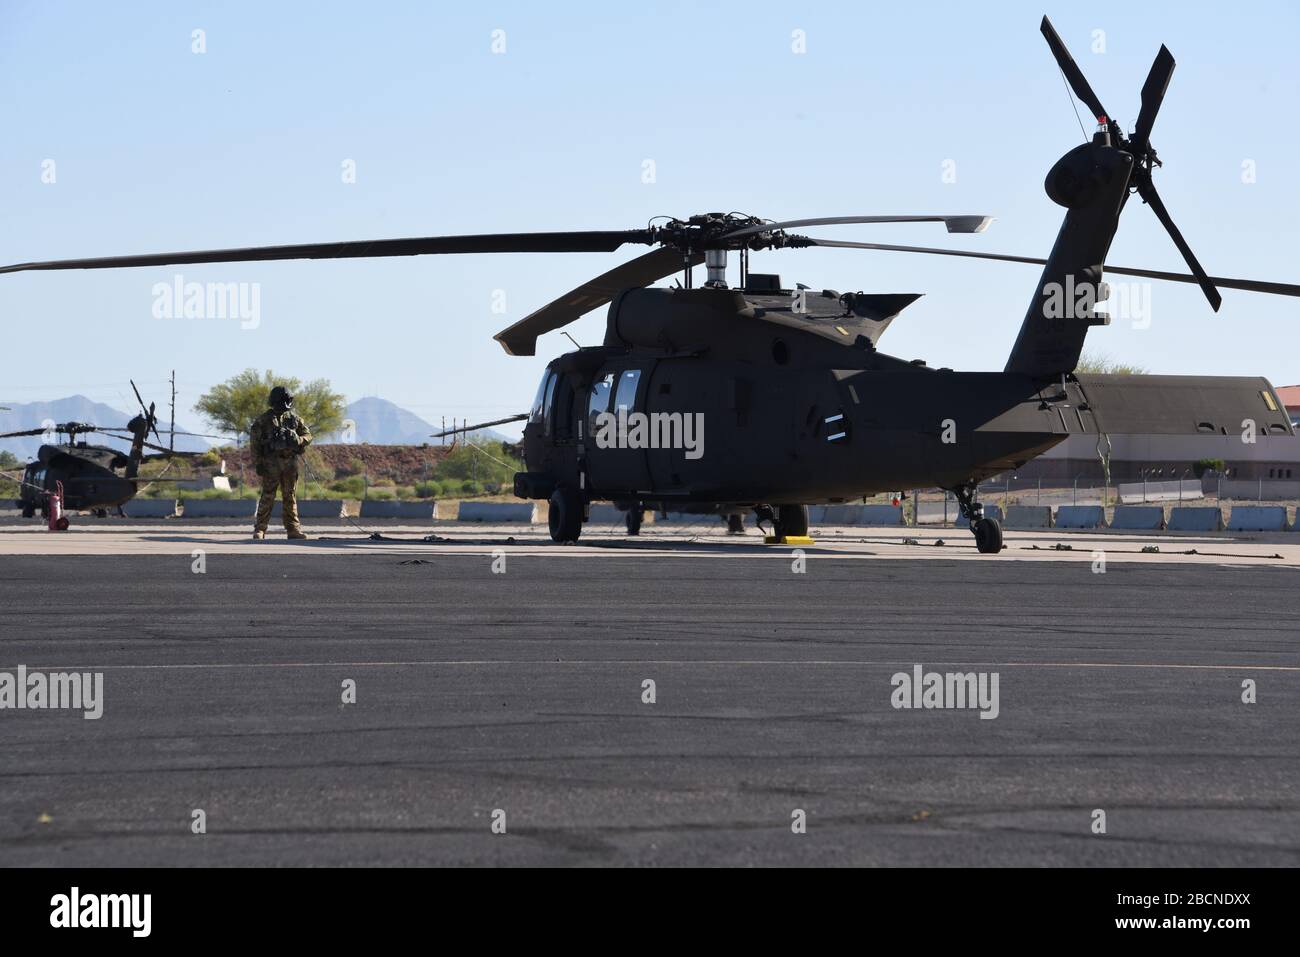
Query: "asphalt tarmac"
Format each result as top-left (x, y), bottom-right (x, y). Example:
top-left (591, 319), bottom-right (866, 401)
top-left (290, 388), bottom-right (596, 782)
top-left (0, 536), bottom-right (1297, 866)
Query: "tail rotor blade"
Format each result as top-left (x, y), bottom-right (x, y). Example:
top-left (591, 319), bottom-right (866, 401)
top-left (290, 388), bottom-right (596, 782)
top-left (1131, 45), bottom-right (1176, 155)
top-left (1137, 180), bottom-right (1222, 311)
top-left (1040, 16), bottom-right (1108, 123)
top-left (130, 379), bottom-right (147, 414)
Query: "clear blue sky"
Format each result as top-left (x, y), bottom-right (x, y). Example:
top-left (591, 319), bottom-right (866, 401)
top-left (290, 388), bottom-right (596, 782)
top-left (3, 0), bottom-right (1298, 438)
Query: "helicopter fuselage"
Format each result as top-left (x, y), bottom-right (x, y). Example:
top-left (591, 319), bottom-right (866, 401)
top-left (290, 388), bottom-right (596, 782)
top-left (515, 284), bottom-right (1068, 511)
top-left (14, 444), bottom-right (137, 516)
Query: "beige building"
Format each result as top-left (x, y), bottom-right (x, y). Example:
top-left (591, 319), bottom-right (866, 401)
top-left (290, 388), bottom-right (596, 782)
top-left (1006, 383), bottom-right (1300, 485)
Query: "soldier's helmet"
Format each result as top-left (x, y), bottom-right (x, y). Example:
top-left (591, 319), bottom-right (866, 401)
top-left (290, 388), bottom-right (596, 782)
top-left (268, 386), bottom-right (294, 411)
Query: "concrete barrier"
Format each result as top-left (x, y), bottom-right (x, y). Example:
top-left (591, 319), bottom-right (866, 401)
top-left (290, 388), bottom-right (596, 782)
top-left (455, 501), bottom-right (536, 523)
top-left (1005, 505), bottom-right (1053, 528)
top-left (1226, 505), bottom-right (1290, 532)
top-left (1111, 505), bottom-right (1165, 530)
top-left (179, 498), bottom-right (257, 518)
top-left (123, 498), bottom-right (178, 518)
top-left (588, 504), bottom-right (652, 524)
top-left (271, 500), bottom-right (346, 519)
top-left (358, 500), bottom-right (439, 520)
top-left (654, 511), bottom-right (717, 525)
top-left (811, 504), bottom-right (904, 525)
top-left (1167, 506), bottom-right (1224, 532)
top-left (587, 504), bottom-right (621, 524)
top-left (1054, 505), bottom-right (1107, 529)
top-left (1117, 479), bottom-right (1203, 504)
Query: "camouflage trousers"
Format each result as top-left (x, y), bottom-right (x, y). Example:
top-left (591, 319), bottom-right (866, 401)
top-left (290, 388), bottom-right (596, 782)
top-left (254, 466), bottom-right (301, 533)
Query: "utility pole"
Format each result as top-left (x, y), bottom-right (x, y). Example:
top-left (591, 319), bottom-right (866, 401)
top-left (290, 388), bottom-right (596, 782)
top-left (169, 370), bottom-right (176, 451)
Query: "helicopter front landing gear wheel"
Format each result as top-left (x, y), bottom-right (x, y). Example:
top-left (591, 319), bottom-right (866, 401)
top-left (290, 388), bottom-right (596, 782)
top-left (548, 488), bottom-right (583, 543)
top-left (725, 513), bottom-right (745, 534)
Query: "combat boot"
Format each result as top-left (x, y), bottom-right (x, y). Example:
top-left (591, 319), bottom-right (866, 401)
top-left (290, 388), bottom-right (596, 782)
top-left (252, 529), bottom-right (266, 541)
top-left (287, 529), bottom-right (308, 540)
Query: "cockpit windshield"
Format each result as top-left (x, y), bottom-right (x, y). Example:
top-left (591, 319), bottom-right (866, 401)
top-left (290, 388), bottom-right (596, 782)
top-left (531, 370), bottom-right (556, 424)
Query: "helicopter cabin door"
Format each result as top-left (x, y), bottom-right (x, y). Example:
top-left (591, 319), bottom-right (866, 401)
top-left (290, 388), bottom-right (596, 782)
top-left (583, 362), bottom-right (652, 497)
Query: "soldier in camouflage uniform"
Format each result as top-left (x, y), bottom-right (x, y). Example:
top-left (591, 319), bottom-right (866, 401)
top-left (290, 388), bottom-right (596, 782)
top-left (249, 386), bottom-right (313, 540)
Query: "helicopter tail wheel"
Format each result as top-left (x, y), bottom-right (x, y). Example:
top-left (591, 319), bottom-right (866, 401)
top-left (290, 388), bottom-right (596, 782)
top-left (625, 507), bottom-right (644, 536)
top-left (774, 504), bottom-right (809, 539)
top-left (548, 488), bottom-right (583, 543)
top-left (973, 517), bottom-right (1003, 554)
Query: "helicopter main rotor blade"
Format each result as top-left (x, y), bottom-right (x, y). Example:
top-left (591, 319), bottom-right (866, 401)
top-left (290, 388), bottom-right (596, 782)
top-left (0, 427), bottom-right (50, 438)
top-left (0, 231), bottom-right (657, 275)
top-left (1041, 16), bottom-right (1108, 124)
top-left (723, 215), bottom-right (993, 241)
top-left (494, 246), bottom-right (704, 356)
top-left (802, 237), bottom-right (1300, 299)
top-left (431, 413), bottom-right (529, 439)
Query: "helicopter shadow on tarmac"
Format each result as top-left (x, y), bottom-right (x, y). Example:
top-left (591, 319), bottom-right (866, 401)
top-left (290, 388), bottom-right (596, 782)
top-left (134, 531), bottom-right (878, 558)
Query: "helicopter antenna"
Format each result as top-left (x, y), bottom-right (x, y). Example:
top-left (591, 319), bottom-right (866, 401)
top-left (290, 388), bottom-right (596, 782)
top-left (561, 331), bottom-right (581, 349)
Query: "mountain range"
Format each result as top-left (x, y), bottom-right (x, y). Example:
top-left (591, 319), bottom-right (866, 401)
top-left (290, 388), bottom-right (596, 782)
top-left (0, 396), bottom-right (212, 460)
top-left (325, 397), bottom-right (511, 445)
top-left (0, 395), bottom-right (508, 462)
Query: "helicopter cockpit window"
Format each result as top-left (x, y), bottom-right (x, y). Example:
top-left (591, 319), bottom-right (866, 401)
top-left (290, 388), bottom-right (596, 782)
top-left (551, 375), bottom-right (574, 440)
top-left (531, 371), bottom-right (556, 424)
top-left (587, 373), bottom-right (614, 436)
top-left (613, 369), bottom-right (641, 416)
top-left (540, 373), bottom-right (558, 433)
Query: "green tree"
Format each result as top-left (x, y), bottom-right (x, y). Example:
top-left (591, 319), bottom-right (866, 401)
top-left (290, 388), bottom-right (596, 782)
top-left (194, 369), bottom-right (346, 440)
top-left (433, 441), bottom-right (521, 487)
top-left (0, 449), bottom-right (20, 469)
top-left (1075, 351), bottom-right (1149, 375)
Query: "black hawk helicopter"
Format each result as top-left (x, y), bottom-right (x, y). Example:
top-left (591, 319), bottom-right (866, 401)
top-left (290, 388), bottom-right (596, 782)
top-left (4, 18), bottom-right (1298, 550)
top-left (1, 382), bottom-right (216, 520)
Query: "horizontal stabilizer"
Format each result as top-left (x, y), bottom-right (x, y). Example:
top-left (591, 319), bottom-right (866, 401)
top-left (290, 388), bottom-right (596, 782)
top-left (1075, 374), bottom-right (1293, 437)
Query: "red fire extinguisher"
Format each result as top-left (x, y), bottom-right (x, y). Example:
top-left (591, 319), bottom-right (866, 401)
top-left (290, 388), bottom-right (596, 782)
top-left (48, 480), bottom-right (70, 531)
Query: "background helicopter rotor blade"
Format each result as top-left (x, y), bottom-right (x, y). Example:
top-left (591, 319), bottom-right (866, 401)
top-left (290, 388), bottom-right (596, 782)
top-left (431, 413), bottom-right (529, 439)
top-left (1040, 15), bottom-right (1109, 124)
top-left (721, 215), bottom-right (993, 241)
top-left (0, 231), bottom-right (657, 275)
top-left (494, 246), bottom-right (704, 356)
top-left (0, 423), bottom-right (102, 439)
top-left (84, 430), bottom-right (192, 456)
top-left (800, 237), bottom-right (1300, 299)
top-left (98, 426), bottom-right (231, 441)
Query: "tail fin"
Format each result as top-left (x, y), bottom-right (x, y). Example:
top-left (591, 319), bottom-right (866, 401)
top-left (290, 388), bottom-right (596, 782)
top-left (124, 414), bottom-right (148, 479)
top-left (1004, 142), bottom-right (1131, 378)
top-left (1008, 18), bottom-right (1217, 378)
